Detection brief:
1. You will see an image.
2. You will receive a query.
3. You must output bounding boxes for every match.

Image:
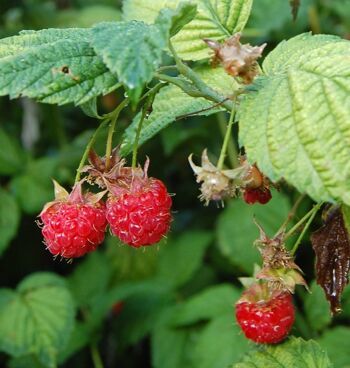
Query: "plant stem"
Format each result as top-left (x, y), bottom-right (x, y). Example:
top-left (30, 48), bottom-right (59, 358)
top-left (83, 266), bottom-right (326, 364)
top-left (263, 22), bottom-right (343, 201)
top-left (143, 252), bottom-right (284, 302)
top-left (284, 202), bottom-right (323, 241)
top-left (217, 106), bottom-right (236, 170)
top-left (131, 84), bottom-right (163, 168)
top-left (275, 194), bottom-right (306, 235)
top-left (217, 111), bottom-right (238, 168)
top-left (166, 41), bottom-right (234, 112)
top-left (291, 202), bottom-right (323, 255)
top-left (90, 343), bottom-right (104, 368)
top-left (74, 118), bottom-right (110, 183)
top-left (104, 98), bottom-right (129, 170)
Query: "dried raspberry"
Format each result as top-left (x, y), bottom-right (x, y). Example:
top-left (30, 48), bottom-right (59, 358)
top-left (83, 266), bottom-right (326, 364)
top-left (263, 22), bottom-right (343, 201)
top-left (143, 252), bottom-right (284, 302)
top-left (112, 301), bottom-right (124, 316)
top-left (39, 181), bottom-right (107, 258)
top-left (243, 188), bottom-right (272, 205)
top-left (235, 286), bottom-right (295, 344)
top-left (106, 176), bottom-right (172, 247)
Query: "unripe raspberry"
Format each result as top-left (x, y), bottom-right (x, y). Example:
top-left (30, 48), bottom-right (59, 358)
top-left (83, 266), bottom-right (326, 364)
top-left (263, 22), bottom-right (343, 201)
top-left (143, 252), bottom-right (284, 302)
top-left (235, 284), bottom-right (295, 344)
top-left (106, 177), bottom-right (172, 247)
top-left (39, 181), bottom-right (107, 258)
top-left (243, 188), bottom-right (272, 205)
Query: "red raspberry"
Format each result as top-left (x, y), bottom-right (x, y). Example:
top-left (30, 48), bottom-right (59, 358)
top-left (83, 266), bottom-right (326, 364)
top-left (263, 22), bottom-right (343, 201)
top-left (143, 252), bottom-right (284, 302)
top-left (235, 290), bottom-right (295, 344)
top-left (243, 188), bottom-right (272, 205)
top-left (106, 177), bottom-right (172, 247)
top-left (39, 181), bottom-right (107, 258)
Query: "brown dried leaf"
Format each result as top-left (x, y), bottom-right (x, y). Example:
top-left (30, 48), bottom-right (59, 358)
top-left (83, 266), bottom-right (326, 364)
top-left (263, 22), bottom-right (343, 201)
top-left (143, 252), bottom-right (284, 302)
top-left (289, 0), bottom-right (301, 21)
top-left (311, 207), bottom-right (350, 314)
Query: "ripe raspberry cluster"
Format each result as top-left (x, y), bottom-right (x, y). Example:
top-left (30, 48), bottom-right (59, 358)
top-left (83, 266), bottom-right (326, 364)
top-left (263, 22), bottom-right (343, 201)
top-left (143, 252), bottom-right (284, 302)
top-left (235, 290), bottom-right (295, 344)
top-left (39, 155), bottom-right (172, 259)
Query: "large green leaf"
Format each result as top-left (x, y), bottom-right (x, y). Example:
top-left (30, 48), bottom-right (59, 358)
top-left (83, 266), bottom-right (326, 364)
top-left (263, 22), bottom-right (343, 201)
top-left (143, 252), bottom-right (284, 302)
top-left (0, 189), bottom-right (20, 256)
top-left (318, 327), bottom-right (350, 368)
top-left (68, 251), bottom-right (113, 308)
top-left (217, 191), bottom-right (291, 273)
top-left (0, 273), bottom-right (75, 368)
top-left (123, 0), bottom-right (253, 60)
top-left (234, 337), bottom-right (332, 368)
top-left (157, 231), bottom-right (213, 288)
top-left (304, 281), bottom-right (332, 332)
top-left (192, 314), bottom-right (250, 368)
top-left (120, 65), bottom-right (238, 156)
top-left (92, 3), bottom-right (196, 102)
top-left (239, 33), bottom-right (350, 204)
top-left (0, 28), bottom-right (118, 105)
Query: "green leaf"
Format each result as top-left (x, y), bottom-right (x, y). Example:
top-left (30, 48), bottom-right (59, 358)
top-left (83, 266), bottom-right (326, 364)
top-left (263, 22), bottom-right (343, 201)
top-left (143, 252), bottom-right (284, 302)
top-left (0, 128), bottom-right (25, 175)
top-left (123, 0), bottom-right (253, 60)
top-left (157, 231), bottom-right (213, 288)
top-left (239, 33), bottom-right (350, 204)
top-left (54, 5), bottom-right (122, 28)
top-left (68, 251), bottom-right (112, 308)
top-left (92, 21), bottom-right (165, 102)
top-left (318, 327), bottom-right (350, 368)
top-left (0, 28), bottom-right (119, 105)
top-left (234, 337), bottom-right (332, 368)
top-left (92, 3), bottom-right (195, 103)
top-left (120, 65), bottom-right (238, 156)
top-left (0, 189), bottom-right (20, 256)
top-left (155, 2), bottom-right (197, 38)
top-left (152, 320), bottom-right (195, 368)
top-left (217, 191), bottom-right (290, 273)
top-left (304, 281), bottom-right (332, 332)
top-left (173, 284), bottom-right (240, 326)
top-left (192, 314), bottom-right (250, 368)
top-left (106, 235), bottom-right (159, 282)
top-left (80, 97), bottom-right (102, 118)
top-left (0, 272), bottom-right (75, 368)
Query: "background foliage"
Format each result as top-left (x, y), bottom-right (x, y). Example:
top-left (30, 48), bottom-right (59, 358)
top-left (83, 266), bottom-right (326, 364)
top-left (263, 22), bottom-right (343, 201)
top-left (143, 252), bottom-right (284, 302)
top-left (0, 0), bottom-right (350, 367)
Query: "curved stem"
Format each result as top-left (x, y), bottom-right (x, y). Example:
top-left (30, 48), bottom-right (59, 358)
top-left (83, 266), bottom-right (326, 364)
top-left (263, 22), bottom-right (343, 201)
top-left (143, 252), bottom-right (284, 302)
top-left (291, 202), bottom-right (323, 255)
top-left (275, 194), bottom-right (306, 236)
top-left (284, 202), bottom-right (323, 241)
top-left (131, 84), bottom-right (163, 168)
top-left (217, 105), bottom-right (236, 170)
top-left (90, 343), bottom-right (104, 368)
top-left (217, 112), bottom-right (238, 168)
top-left (104, 98), bottom-right (129, 170)
top-left (74, 118), bottom-right (110, 183)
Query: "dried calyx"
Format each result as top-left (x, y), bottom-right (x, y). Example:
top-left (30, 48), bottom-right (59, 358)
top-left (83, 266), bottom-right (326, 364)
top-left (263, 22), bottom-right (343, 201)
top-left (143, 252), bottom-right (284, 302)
top-left (188, 149), bottom-right (243, 206)
top-left (254, 223), bottom-right (307, 293)
top-left (205, 33), bottom-right (266, 84)
top-left (81, 148), bottom-right (126, 188)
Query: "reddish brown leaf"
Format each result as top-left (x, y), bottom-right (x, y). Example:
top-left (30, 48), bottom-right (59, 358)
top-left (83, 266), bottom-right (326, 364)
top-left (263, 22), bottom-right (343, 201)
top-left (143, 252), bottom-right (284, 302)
top-left (289, 0), bottom-right (301, 21)
top-left (311, 207), bottom-right (350, 314)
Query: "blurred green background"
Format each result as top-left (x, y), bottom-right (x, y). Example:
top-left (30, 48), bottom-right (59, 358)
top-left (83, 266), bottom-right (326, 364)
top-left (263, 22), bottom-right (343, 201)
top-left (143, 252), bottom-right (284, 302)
top-left (0, 1), bottom-right (350, 367)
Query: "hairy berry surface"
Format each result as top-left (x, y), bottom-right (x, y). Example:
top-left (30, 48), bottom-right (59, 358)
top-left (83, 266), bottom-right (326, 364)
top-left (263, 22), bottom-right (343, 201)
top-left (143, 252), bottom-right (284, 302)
top-left (235, 292), bottom-right (295, 344)
top-left (106, 178), bottom-right (172, 247)
top-left (41, 202), bottom-right (107, 258)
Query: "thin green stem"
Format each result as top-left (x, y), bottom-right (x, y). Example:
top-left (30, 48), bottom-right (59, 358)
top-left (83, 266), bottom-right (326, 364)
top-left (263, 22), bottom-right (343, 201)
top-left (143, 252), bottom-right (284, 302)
top-left (284, 202), bottom-right (323, 241)
top-left (217, 111), bottom-right (238, 168)
top-left (90, 343), bottom-right (104, 368)
top-left (167, 41), bottom-right (234, 111)
top-left (217, 105), bottom-right (236, 170)
top-left (74, 118), bottom-right (110, 183)
top-left (275, 194), bottom-right (306, 236)
top-left (291, 202), bottom-right (323, 255)
top-left (131, 84), bottom-right (163, 168)
top-left (104, 98), bottom-right (129, 170)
